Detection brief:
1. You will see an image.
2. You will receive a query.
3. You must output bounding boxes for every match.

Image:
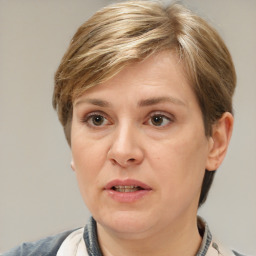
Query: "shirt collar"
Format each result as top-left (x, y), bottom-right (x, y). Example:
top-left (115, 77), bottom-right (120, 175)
top-left (196, 216), bottom-right (213, 256)
top-left (83, 216), bottom-right (213, 256)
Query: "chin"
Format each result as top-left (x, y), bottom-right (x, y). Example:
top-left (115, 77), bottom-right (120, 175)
top-left (96, 210), bottom-right (156, 236)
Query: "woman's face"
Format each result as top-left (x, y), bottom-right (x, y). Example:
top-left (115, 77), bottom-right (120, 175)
top-left (71, 52), bottom-right (213, 238)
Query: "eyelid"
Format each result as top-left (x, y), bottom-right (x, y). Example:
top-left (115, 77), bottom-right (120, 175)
top-left (145, 111), bottom-right (175, 127)
top-left (148, 111), bottom-right (175, 121)
top-left (81, 111), bottom-right (111, 127)
top-left (82, 111), bottom-right (106, 121)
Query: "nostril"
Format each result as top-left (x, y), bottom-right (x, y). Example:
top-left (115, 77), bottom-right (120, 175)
top-left (109, 155), bottom-right (140, 167)
top-left (110, 159), bottom-right (117, 165)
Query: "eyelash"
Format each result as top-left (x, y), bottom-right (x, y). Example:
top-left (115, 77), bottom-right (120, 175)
top-left (81, 112), bottom-right (111, 128)
top-left (81, 111), bottom-right (174, 128)
top-left (145, 112), bottom-right (174, 127)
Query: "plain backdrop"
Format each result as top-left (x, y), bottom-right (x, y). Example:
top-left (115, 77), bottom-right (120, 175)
top-left (0, 0), bottom-right (255, 254)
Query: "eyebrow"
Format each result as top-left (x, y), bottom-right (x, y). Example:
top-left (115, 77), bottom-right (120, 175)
top-left (75, 96), bottom-right (186, 108)
top-left (75, 98), bottom-right (111, 107)
top-left (138, 96), bottom-right (186, 107)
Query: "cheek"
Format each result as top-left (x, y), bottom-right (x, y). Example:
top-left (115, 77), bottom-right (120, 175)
top-left (148, 130), bottom-right (208, 194)
top-left (71, 121), bottom-right (106, 173)
top-left (150, 144), bottom-right (206, 215)
top-left (71, 137), bottom-right (106, 196)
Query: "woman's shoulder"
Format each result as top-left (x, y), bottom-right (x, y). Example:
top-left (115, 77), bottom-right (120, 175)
top-left (197, 216), bottom-right (248, 256)
top-left (2, 229), bottom-right (78, 256)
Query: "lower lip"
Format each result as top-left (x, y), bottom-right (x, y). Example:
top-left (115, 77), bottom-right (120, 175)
top-left (105, 189), bottom-right (151, 203)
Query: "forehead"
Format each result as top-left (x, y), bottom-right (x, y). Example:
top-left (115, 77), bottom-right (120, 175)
top-left (73, 51), bottom-right (195, 106)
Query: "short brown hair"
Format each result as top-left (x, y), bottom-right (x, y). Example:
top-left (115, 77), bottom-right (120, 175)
top-left (53, 1), bottom-right (236, 206)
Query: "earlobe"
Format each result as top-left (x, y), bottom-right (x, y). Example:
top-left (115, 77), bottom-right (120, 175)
top-left (71, 160), bottom-right (75, 172)
top-left (206, 112), bottom-right (234, 171)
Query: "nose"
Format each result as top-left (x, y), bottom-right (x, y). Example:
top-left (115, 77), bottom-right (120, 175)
top-left (107, 123), bottom-right (144, 168)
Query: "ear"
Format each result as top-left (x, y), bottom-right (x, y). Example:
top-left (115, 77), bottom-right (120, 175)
top-left (206, 112), bottom-right (234, 171)
top-left (71, 159), bottom-right (75, 172)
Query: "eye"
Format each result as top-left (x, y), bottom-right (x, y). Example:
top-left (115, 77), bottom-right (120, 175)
top-left (83, 113), bottom-right (110, 127)
top-left (147, 114), bottom-right (172, 127)
top-left (90, 115), bottom-right (106, 126)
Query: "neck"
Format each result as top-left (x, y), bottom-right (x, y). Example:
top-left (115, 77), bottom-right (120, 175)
top-left (97, 215), bottom-right (202, 256)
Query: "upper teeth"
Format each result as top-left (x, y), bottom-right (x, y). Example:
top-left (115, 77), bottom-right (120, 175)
top-left (114, 186), bottom-right (138, 189)
top-left (113, 185), bottom-right (140, 192)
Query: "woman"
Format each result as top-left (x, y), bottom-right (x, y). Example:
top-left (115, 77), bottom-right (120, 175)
top-left (4, 1), bottom-right (244, 255)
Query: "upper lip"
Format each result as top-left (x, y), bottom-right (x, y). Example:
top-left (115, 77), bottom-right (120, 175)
top-left (104, 179), bottom-right (152, 190)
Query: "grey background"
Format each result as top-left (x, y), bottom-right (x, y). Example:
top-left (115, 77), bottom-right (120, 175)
top-left (0, 0), bottom-right (255, 254)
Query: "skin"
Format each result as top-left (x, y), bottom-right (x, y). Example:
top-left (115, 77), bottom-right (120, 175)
top-left (71, 51), bottom-right (233, 256)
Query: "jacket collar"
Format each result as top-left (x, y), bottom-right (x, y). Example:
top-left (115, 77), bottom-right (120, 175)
top-left (58, 216), bottom-right (235, 256)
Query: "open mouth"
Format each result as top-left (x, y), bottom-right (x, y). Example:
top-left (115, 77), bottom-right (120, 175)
top-left (105, 179), bottom-right (151, 202)
top-left (112, 185), bottom-right (144, 192)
